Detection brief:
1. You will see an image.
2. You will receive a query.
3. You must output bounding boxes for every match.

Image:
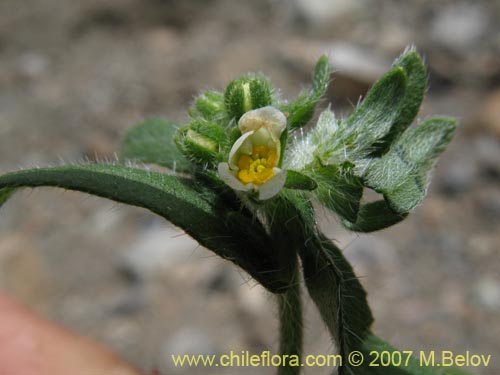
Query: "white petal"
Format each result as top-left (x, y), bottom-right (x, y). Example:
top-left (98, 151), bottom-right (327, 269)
top-left (250, 127), bottom-right (277, 149)
top-left (218, 163), bottom-right (253, 192)
top-left (228, 131), bottom-right (254, 170)
top-left (258, 169), bottom-right (287, 200)
top-left (239, 106), bottom-right (287, 138)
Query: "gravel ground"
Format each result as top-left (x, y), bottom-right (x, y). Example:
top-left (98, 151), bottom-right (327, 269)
top-left (0, 1), bottom-right (499, 374)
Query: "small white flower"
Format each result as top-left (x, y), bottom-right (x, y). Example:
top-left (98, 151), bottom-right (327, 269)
top-left (218, 106), bottom-right (287, 200)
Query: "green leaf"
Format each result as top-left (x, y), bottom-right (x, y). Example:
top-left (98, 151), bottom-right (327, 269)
top-left (281, 55), bottom-right (330, 130)
top-left (275, 194), bottom-right (373, 374)
top-left (372, 48), bottom-right (427, 155)
top-left (290, 198), bottom-right (471, 375)
top-left (285, 170), bottom-right (317, 191)
top-left (281, 93), bottom-right (316, 130)
top-left (300, 233), bottom-right (374, 375)
top-left (312, 55), bottom-right (330, 96)
top-left (311, 164), bottom-right (363, 222)
top-left (120, 118), bottom-right (191, 172)
top-left (0, 164), bottom-right (291, 293)
top-left (390, 48), bottom-right (427, 142)
top-left (357, 335), bottom-right (475, 375)
top-left (365, 117), bottom-right (457, 214)
top-left (345, 66), bottom-right (407, 157)
top-left (342, 200), bottom-right (407, 232)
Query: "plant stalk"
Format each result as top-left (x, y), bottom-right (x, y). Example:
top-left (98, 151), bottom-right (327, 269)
top-left (277, 262), bottom-right (303, 375)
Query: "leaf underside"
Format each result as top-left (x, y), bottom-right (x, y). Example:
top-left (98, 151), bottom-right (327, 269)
top-left (0, 164), bottom-right (290, 293)
top-left (364, 117), bottom-right (457, 214)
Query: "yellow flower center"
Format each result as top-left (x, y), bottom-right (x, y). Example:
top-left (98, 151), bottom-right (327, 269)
top-left (237, 146), bottom-right (278, 185)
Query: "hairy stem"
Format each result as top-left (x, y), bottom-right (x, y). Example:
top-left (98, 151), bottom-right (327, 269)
top-left (277, 261), bottom-right (303, 375)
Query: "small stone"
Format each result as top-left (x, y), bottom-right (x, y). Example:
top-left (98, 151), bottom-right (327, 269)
top-left (438, 141), bottom-right (480, 195)
top-left (430, 4), bottom-right (489, 50)
top-left (328, 43), bottom-right (390, 85)
top-left (292, 0), bottom-right (365, 27)
top-left (17, 52), bottom-right (49, 79)
top-left (160, 327), bottom-right (218, 371)
top-left (118, 225), bottom-right (199, 281)
top-left (474, 135), bottom-right (500, 177)
top-left (474, 278), bottom-right (500, 311)
top-left (479, 90), bottom-right (500, 139)
top-left (236, 284), bottom-right (268, 317)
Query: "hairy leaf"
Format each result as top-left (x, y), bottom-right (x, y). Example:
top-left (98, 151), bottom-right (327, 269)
top-left (312, 55), bottom-right (330, 96)
top-left (345, 67), bottom-right (407, 157)
top-left (121, 118), bottom-right (191, 172)
top-left (365, 117), bottom-right (457, 213)
top-left (311, 164), bottom-right (363, 223)
top-left (285, 170), bottom-right (317, 191)
top-left (0, 164), bottom-right (290, 293)
top-left (389, 48), bottom-right (427, 142)
top-left (300, 233), bottom-right (373, 375)
top-left (370, 48), bottom-right (427, 155)
top-left (342, 200), bottom-right (407, 232)
top-left (281, 55), bottom-right (330, 130)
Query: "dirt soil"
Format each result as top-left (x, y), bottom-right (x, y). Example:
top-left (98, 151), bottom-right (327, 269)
top-left (0, 0), bottom-right (499, 374)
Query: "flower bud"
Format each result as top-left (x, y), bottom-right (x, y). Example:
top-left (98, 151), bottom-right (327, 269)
top-left (189, 90), bottom-right (224, 120)
top-left (224, 74), bottom-right (273, 121)
top-left (175, 127), bottom-right (219, 165)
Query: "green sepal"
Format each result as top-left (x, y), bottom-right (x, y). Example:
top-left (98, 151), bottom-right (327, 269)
top-left (365, 117), bottom-right (457, 214)
top-left (280, 55), bottom-right (330, 131)
top-left (0, 164), bottom-right (291, 293)
top-left (284, 170), bottom-right (317, 191)
top-left (224, 73), bottom-right (273, 121)
top-left (189, 118), bottom-right (228, 147)
top-left (278, 127), bottom-right (288, 168)
top-left (225, 125), bottom-right (242, 150)
top-left (120, 118), bottom-right (191, 172)
top-left (175, 127), bottom-right (220, 166)
top-left (342, 200), bottom-right (407, 232)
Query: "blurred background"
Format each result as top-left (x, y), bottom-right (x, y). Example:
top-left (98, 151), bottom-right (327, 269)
top-left (0, 0), bottom-right (499, 374)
